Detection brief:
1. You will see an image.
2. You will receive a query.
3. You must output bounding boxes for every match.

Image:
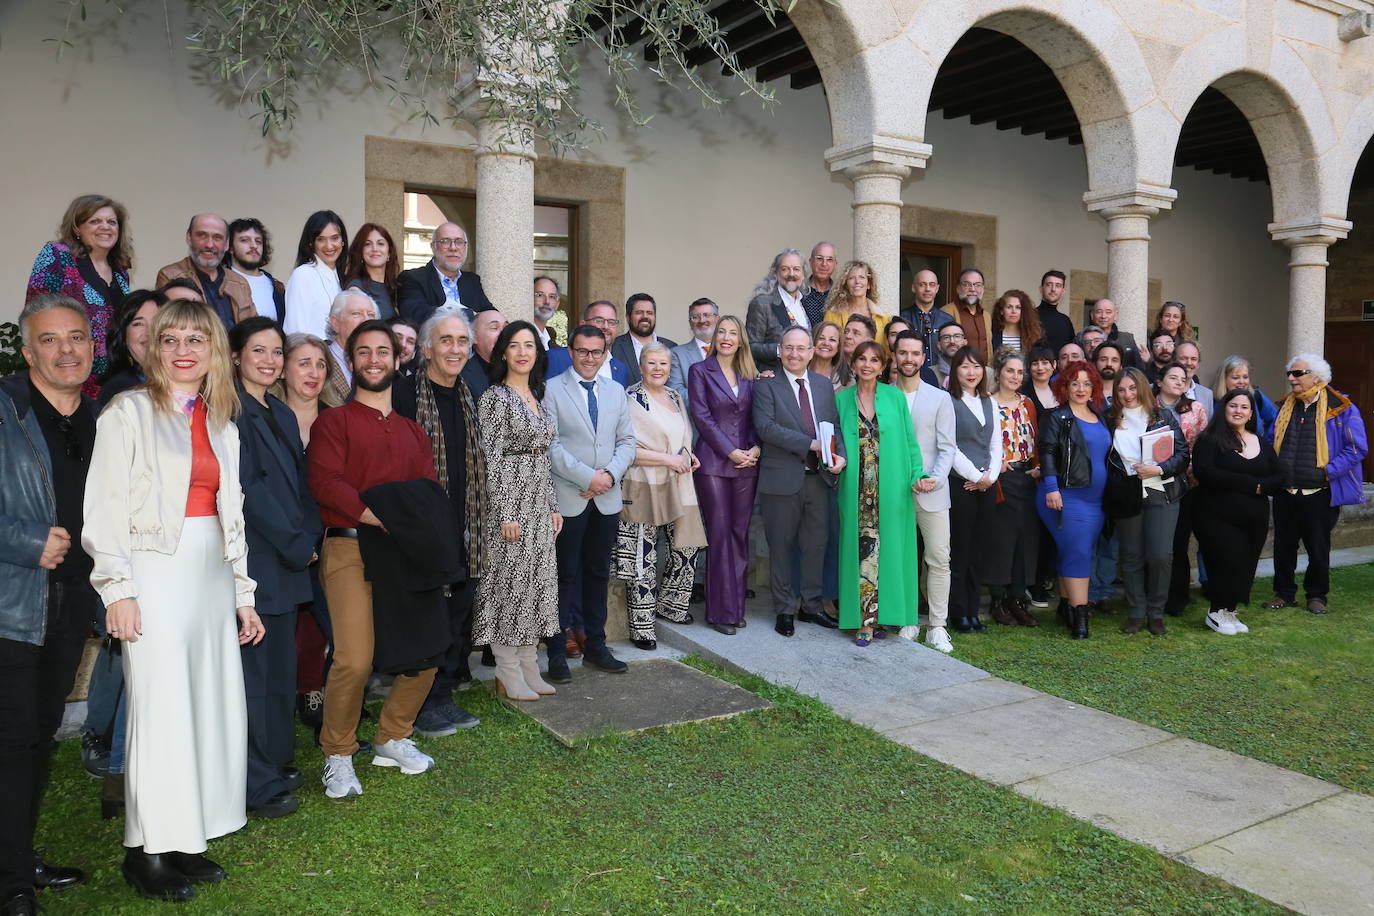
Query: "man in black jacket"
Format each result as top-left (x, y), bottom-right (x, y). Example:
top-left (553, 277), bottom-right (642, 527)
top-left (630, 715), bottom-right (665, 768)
top-left (396, 222), bottom-right (494, 326)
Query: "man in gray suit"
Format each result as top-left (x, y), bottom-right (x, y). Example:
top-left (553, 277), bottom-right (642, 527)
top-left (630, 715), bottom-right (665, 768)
top-left (745, 248), bottom-right (808, 371)
top-left (610, 293), bottom-right (677, 386)
top-left (667, 297), bottom-right (719, 407)
top-left (543, 324), bottom-right (638, 682)
top-left (1174, 340), bottom-right (1215, 418)
top-left (753, 326), bottom-right (847, 637)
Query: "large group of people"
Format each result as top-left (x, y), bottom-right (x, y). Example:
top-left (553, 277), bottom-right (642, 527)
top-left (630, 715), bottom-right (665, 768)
top-left (2, 196), bottom-right (1369, 913)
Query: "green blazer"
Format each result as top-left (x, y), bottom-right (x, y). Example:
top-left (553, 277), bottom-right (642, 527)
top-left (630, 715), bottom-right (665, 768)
top-left (835, 383), bottom-right (923, 628)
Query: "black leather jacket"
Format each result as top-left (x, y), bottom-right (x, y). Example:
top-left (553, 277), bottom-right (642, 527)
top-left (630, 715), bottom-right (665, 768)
top-left (1106, 408), bottom-right (1191, 503)
top-left (1038, 404), bottom-right (1104, 490)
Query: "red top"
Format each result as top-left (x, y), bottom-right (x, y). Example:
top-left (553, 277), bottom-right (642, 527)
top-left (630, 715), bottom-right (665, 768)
top-left (307, 398), bottom-right (437, 528)
top-left (185, 399), bottom-right (220, 517)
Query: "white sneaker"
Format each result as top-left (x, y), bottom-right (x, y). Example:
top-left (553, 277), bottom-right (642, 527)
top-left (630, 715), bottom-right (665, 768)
top-left (897, 625), bottom-right (919, 641)
top-left (1228, 611), bottom-right (1249, 634)
top-left (1205, 611), bottom-right (1238, 636)
top-left (372, 737), bottom-right (435, 775)
top-left (924, 626), bottom-right (954, 654)
top-left (322, 754), bottom-right (362, 799)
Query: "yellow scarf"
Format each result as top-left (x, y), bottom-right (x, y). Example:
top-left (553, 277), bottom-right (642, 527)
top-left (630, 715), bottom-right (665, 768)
top-left (1273, 380), bottom-right (1328, 468)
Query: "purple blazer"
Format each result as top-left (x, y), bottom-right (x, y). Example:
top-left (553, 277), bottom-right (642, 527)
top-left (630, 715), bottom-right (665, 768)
top-left (688, 357), bottom-right (758, 479)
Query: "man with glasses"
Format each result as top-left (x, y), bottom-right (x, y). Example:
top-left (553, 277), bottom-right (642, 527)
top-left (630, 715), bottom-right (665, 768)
top-left (1265, 354), bottom-right (1368, 616)
top-left (940, 268), bottom-right (991, 358)
top-left (546, 301), bottom-right (631, 386)
top-left (1, 294), bottom-right (98, 911)
top-left (397, 222), bottom-right (494, 326)
top-left (933, 323), bottom-right (967, 388)
top-left (800, 242), bottom-right (838, 328)
top-left (668, 298), bottom-right (718, 407)
top-left (532, 276), bottom-right (561, 349)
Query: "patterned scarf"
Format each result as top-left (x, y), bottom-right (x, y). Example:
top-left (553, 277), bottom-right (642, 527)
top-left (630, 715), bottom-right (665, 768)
top-left (415, 374), bottom-right (489, 578)
top-left (1273, 379), bottom-right (1329, 468)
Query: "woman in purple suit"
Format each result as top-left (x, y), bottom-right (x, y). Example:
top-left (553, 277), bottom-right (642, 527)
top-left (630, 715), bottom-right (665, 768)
top-left (688, 316), bottom-right (761, 633)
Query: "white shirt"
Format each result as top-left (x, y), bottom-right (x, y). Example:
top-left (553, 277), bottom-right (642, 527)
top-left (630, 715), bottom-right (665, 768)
top-left (783, 368), bottom-right (818, 428)
top-left (574, 372), bottom-right (600, 415)
top-left (631, 335), bottom-right (657, 365)
top-left (779, 287), bottom-right (809, 329)
top-left (435, 265), bottom-right (464, 308)
top-left (905, 382), bottom-right (957, 512)
top-left (597, 355), bottom-right (613, 382)
top-left (536, 325), bottom-right (551, 349)
top-left (950, 393), bottom-right (1001, 484)
top-left (233, 267), bottom-right (277, 321)
top-left (282, 258), bottom-right (341, 337)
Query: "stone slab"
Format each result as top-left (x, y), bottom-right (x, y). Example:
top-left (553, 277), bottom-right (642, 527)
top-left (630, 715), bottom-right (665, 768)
top-left (1252, 543), bottom-right (1374, 581)
top-left (510, 657), bottom-right (771, 747)
top-left (885, 694), bottom-right (1173, 785)
top-left (833, 677), bottom-right (1041, 733)
top-left (657, 597), bottom-right (991, 709)
top-left (1014, 736), bottom-right (1344, 855)
top-left (1180, 791), bottom-right (1374, 916)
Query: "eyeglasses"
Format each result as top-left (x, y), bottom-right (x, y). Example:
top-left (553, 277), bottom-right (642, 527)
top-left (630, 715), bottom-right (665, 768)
top-left (55, 415), bottom-right (85, 462)
top-left (159, 334), bottom-right (208, 352)
top-left (779, 345), bottom-right (812, 354)
top-left (957, 281), bottom-right (984, 289)
top-left (1286, 369), bottom-right (1311, 378)
top-left (939, 332), bottom-right (966, 342)
top-left (586, 317), bottom-right (618, 328)
top-left (434, 237), bottom-right (468, 249)
top-left (571, 347), bottom-right (605, 359)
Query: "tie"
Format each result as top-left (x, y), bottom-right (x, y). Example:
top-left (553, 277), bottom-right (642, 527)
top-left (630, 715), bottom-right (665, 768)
top-left (580, 380), bottom-right (599, 430)
top-left (797, 377), bottom-right (819, 471)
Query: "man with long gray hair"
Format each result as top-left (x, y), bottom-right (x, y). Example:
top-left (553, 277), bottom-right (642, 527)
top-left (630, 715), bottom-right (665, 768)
top-left (746, 247), bottom-right (808, 370)
top-left (1263, 353), bottom-right (1367, 615)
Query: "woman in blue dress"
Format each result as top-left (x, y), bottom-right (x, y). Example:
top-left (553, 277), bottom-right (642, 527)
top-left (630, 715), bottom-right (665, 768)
top-left (1036, 361), bottom-right (1110, 639)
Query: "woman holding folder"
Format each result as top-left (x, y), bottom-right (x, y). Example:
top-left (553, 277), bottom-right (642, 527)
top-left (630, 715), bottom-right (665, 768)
top-left (1103, 368), bottom-right (1190, 635)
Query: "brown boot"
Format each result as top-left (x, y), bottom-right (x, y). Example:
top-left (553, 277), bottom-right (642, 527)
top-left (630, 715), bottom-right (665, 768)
top-left (1009, 598), bottom-right (1039, 627)
top-left (101, 773), bottom-right (125, 820)
top-left (563, 628), bottom-right (582, 658)
top-left (1093, 599), bottom-right (1119, 616)
top-left (990, 597), bottom-right (1017, 626)
top-left (1147, 618), bottom-right (1168, 636)
top-left (1120, 617), bottom-right (1145, 635)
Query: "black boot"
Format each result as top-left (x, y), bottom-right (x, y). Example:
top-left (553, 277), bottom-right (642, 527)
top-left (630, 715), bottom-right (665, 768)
top-left (165, 852), bottom-right (227, 884)
top-left (122, 848), bottom-right (195, 902)
top-left (950, 616), bottom-right (974, 633)
top-left (1071, 605), bottom-right (1091, 640)
top-left (1056, 598), bottom-right (1071, 631)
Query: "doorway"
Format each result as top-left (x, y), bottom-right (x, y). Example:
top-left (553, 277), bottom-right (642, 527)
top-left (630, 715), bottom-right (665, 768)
top-left (1324, 321), bottom-right (1374, 483)
top-left (898, 240), bottom-right (962, 314)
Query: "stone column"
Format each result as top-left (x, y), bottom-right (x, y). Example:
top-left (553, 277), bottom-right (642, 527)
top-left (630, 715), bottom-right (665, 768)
top-left (474, 116), bottom-right (536, 321)
top-left (825, 137), bottom-right (932, 304)
top-left (1083, 186), bottom-right (1177, 340)
top-left (1269, 219), bottom-right (1351, 358)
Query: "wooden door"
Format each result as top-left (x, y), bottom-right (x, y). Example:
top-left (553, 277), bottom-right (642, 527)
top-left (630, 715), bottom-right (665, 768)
top-left (1324, 321), bottom-right (1374, 482)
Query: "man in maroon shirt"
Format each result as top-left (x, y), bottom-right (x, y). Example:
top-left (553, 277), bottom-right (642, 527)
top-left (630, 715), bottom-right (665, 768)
top-left (307, 319), bottom-right (439, 800)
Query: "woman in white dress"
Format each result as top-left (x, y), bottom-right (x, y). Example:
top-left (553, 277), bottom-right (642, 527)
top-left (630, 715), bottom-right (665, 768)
top-left (282, 210), bottom-right (347, 338)
top-left (84, 298), bottom-right (265, 903)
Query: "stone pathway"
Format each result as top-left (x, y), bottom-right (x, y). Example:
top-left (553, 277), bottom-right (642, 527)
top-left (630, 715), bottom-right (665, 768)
top-left (657, 597), bottom-right (1374, 916)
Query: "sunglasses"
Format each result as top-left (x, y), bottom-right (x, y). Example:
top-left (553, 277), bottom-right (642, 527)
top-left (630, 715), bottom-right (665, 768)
top-left (1285, 369), bottom-right (1311, 378)
top-left (56, 416), bottom-right (85, 462)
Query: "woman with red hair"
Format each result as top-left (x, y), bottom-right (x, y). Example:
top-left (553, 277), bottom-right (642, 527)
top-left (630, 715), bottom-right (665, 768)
top-left (1035, 361), bottom-right (1109, 639)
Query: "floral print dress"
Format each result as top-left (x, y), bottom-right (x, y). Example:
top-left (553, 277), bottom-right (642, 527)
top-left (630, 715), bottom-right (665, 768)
top-left (856, 410), bottom-right (882, 627)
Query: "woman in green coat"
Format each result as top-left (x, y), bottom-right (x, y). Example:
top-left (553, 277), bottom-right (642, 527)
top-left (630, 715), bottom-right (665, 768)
top-left (835, 340), bottom-right (923, 645)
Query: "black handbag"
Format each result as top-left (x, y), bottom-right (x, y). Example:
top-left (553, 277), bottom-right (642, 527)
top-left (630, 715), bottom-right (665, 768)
top-left (1103, 459), bottom-right (1144, 520)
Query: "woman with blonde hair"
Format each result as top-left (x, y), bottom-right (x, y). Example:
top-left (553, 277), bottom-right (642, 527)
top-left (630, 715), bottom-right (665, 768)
top-left (823, 260), bottom-right (890, 343)
top-left (1211, 354), bottom-right (1278, 439)
top-left (27, 194), bottom-right (135, 393)
top-left (688, 316), bottom-right (760, 633)
top-left (84, 298), bottom-right (264, 902)
top-left (809, 320), bottom-right (844, 390)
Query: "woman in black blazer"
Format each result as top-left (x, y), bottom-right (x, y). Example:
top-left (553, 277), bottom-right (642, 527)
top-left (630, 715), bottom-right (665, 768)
top-left (230, 317), bottom-right (322, 819)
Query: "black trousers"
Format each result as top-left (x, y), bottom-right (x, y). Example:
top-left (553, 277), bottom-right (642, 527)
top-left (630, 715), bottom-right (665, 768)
top-left (425, 578), bottom-right (475, 707)
top-left (1166, 488), bottom-right (1200, 612)
top-left (948, 474), bottom-right (998, 620)
top-left (1272, 489), bottom-right (1341, 602)
top-left (242, 610), bottom-right (297, 808)
top-left (551, 505), bottom-right (618, 659)
top-left (0, 580), bottom-right (92, 897)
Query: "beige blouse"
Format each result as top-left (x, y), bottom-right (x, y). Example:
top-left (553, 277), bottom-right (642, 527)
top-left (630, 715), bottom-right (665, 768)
top-left (620, 384), bottom-right (707, 548)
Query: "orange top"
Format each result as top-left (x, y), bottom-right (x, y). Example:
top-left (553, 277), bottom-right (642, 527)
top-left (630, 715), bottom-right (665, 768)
top-left (185, 399), bottom-right (220, 517)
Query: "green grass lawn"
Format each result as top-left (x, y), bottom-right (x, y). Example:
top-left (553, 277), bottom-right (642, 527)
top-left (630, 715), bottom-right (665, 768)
top-left (956, 564), bottom-right (1374, 795)
top-left (39, 663), bottom-right (1283, 915)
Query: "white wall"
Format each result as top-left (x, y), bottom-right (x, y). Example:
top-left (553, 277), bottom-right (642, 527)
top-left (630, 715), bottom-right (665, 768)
top-left (2, 0), bottom-right (1287, 383)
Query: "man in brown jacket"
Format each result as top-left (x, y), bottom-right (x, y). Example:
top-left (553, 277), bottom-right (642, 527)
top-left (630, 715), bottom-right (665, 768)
top-left (154, 213), bottom-right (256, 328)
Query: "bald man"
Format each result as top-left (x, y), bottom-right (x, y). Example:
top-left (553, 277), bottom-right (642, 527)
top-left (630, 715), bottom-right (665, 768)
top-left (396, 221), bottom-right (494, 325)
top-left (155, 213), bottom-right (255, 328)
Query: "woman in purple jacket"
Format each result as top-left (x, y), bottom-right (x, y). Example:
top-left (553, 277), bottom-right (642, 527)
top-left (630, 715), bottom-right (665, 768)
top-left (688, 316), bottom-right (761, 633)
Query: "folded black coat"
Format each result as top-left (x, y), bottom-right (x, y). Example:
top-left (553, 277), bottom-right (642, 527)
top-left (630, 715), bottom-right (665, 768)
top-left (359, 478), bottom-right (465, 674)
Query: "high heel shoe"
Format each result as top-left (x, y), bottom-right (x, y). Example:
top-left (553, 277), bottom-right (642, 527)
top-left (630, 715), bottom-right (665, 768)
top-left (515, 643), bottom-right (556, 696)
top-left (491, 644), bottom-right (539, 701)
top-left (121, 848), bottom-right (194, 902)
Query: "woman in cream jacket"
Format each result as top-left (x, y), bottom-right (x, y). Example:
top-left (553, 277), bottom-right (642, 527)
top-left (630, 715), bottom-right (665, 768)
top-left (84, 298), bottom-right (264, 903)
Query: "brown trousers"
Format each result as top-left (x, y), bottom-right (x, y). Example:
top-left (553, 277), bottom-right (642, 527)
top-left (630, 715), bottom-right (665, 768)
top-left (318, 537), bottom-right (435, 757)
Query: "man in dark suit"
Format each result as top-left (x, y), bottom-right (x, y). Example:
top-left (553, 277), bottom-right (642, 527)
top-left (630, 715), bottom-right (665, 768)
top-left (753, 326), bottom-right (846, 637)
top-left (396, 222), bottom-right (494, 325)
top-left (610, 293), bottom-right (677, 386)
top-left (459, 308), bottom-right (507, 401)
top-left (745, 248), bottom-right (808, 371)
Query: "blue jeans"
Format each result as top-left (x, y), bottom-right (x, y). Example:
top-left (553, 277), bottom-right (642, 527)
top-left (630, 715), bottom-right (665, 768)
top-left (1089, 532), bottom-right (1119, 602)
top-left (82, 631), bottom-right (127, 774)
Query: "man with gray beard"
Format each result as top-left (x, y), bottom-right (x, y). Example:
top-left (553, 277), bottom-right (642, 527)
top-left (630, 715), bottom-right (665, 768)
top-left (746, 248), bottom-right (807, 371)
